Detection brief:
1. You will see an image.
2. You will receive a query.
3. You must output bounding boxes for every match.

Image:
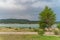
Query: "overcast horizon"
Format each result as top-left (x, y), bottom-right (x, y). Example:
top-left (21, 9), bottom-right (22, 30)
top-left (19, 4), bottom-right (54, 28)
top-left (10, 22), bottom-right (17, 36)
top-left (0, 0), bottom-right (60, 21)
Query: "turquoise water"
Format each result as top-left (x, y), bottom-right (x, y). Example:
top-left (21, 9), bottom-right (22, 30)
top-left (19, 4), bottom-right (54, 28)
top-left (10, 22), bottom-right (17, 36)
top-left (0, 24), bottom-right (39, 28)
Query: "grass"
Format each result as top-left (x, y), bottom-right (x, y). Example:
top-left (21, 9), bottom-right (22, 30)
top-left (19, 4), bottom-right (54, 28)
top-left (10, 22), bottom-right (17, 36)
top-left (0, 34), bottom-right (60, 40)
top-left (0, 27), bottom-right (36, 32)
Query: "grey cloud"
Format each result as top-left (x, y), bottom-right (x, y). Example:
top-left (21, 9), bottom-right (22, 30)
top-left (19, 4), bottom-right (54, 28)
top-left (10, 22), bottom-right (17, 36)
top-left (0, 0), bottom-right (58, 21)
top-left (0, 0), bottom-right (47, 20)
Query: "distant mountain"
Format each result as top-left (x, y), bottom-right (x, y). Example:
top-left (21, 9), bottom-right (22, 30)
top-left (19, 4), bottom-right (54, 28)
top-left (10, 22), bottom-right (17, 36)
top-left (0, 19), bottom-right (39, 24)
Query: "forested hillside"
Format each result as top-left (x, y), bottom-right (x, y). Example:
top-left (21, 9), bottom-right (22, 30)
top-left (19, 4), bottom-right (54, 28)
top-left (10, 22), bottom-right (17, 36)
top-left (0, 19), bottom-right (39, 24)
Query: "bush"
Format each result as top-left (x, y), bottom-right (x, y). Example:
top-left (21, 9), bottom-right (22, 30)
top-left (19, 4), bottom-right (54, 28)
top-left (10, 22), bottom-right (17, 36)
top-left (29, 27), bottom-right (31, 29)
top-left (6, 27), bottom-right (12, 29)
top-left (54, 29), bottom-right (60, 35)
top-left (57, 24), bottom-right (60, 29)
top-left (38, 29), bottom-right (45, 35)
top-left (33, 29), bottom-right (38, 32)
top-left (15, 28), bottom-right (18, 30)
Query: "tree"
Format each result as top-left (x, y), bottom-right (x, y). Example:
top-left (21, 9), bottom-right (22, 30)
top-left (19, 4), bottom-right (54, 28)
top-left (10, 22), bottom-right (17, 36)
top-left (39, 6), bottom-right (56, 30)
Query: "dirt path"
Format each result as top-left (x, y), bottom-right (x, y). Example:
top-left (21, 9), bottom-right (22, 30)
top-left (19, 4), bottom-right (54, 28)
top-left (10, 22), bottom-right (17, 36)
top-left (0, 32), bottom-right (38, 34)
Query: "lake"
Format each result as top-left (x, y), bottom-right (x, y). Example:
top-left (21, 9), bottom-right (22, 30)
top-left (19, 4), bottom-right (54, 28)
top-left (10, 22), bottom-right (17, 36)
top-left (0, 24), bottom-right (39, 28)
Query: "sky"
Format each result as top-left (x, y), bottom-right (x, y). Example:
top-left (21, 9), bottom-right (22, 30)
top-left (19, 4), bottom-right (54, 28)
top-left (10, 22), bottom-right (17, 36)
top-left (0, 0), bottom-right (60, 21)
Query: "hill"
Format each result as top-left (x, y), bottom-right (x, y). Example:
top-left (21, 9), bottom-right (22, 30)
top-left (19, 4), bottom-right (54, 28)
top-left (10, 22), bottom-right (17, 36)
top-left (0, 19), bottom-right (39, 24)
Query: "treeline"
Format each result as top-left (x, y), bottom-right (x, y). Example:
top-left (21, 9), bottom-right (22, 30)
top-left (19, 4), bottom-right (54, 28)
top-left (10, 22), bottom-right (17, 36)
top-left (0, 19), bottom-right (39, 24)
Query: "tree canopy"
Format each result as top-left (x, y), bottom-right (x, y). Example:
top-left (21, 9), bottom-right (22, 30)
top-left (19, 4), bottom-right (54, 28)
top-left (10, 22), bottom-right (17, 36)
top-left (39, 6), bottom-right (56, 29)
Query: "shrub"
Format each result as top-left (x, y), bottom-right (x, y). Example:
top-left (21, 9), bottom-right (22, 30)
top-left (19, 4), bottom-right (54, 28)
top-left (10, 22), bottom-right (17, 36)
top-left (33, 29), bottom-right (38, 32)
top-left (54, 29), bottom-right (60, 35)
top-left (57, 24), bottom-right (60, 29)
top-left (15, 28), bottom-right (18, 30)
top-left (6, 27), bottom-right (12, 29)
top-left (29, 27), bottom-right (31, 29)
top-left (38, 29), bottom-right (45, 35)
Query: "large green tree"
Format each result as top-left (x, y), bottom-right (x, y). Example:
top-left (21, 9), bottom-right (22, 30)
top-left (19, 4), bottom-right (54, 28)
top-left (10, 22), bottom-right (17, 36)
top-left (39, 6), bottom-right (56, 29)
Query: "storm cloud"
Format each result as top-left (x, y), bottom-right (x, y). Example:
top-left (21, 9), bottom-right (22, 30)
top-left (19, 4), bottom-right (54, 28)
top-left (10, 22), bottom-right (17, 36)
top-left (0, 0), bottom-right (60, 21)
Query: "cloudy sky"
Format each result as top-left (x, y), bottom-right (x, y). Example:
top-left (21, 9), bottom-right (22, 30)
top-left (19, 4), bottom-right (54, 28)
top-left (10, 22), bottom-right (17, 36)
top-left (0, 0), bottom-right (60, 21)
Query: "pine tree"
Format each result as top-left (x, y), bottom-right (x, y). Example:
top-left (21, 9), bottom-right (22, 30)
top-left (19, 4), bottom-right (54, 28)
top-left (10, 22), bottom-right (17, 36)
top-left (39, 6), bottom-right (56, 30)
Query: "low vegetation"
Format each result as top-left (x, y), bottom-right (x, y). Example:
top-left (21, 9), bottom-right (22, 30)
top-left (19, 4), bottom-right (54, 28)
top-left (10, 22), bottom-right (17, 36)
top-left (0, 35), bottom-right (60, 40)
top-left (57, 24), bottom-right (60, 29)
top-left (38, 29), bottom-right (45, 35)
top-left (0, 27), bottom-right (37, 32)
